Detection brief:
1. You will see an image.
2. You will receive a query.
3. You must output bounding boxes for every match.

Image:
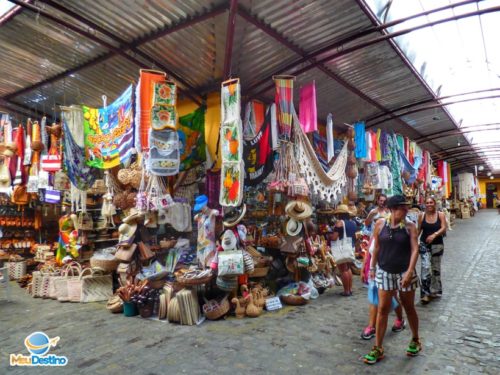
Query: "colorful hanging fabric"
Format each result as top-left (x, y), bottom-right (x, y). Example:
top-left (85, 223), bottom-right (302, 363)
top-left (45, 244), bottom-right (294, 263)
top-left (312, 132), bottom-right (329, 171)
top-left (84, 85), bottom-right (135, 169)
top-left (177, 106), bottom-right (206, 171)
top-left (243, 100), bottom-right (265, 139)
top-left (370, 131), bottom-right (377, 162)
top-left (135, 70), bottom-right (167, 151)
top-left (274, 76), bottom-right (294, 140)
top-left (220, 79), bottom-right (244, 207)
top-left (55, 214), bottom-right (79, 265)
top-left (376, 129), bottom-right (382, 162)
top-left (388, 134), bottom-right (403, 195)
top-left (447, 163), bottom-right (452, 198)
top-left (354, 121), bottom-right (366, 158)
top-left (243, 106), bottom-right (275, 186)
top-left (326, 113), bottom-right (334, 162)
top-left (147, 129), bottom-right (180, 176)
top-left (380, 130), bottom-right (390, 160)
top-left (299, 81), bottom-right (317, 133)
top-left (62, 107), bottom-right (97, 190)
top-left (270, 103), bottom-right (279, 150)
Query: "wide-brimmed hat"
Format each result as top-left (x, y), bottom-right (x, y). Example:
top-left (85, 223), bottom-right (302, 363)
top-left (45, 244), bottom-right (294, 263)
top-left (223, 204), bottom-right (246, 228)
top-left (347, 203), bottom-right (358, 217)
top-left (118, 222), bottom-right (137, 246)
top-left (123, 207), bottom-right (144, 224)
top-left (285, 201), bottom-right (312, 221)
top-left (193, 194), bottom-right (208, 213)
top-left (286, 218), bottom-right (303, 236)
top-left (387, 195), bottom-right (412, 208)
top-left (316, 201), bottom-right (334, 215)
top-left (221, 229), bottom-right (238, 250)
top-left (334, 204), bottom-right (350, 215)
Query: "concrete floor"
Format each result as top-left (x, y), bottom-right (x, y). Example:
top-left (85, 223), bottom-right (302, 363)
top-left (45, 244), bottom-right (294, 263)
top-left (1, 210), bottom-right (499, 375)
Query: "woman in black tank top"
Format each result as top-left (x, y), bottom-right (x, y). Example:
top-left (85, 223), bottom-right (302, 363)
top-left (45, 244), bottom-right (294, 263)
top-left (364, 195), bottom-right (421, 365)
top-left (418, 196), bottom-right (447, 304)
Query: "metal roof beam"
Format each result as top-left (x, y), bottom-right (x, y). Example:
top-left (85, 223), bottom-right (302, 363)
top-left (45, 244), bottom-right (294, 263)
top-left (415, 123), bottom-right (500, 143)
top-left (244, 0), bottom-right (481, 95)
top-left (223, 0), bottom-right (238, 80)
top-left (3, 2), bottom-right (227, 104)
top-left (365, 87), bottom-right (500, 123)
top-left (367, 94), bottom-right (500, 128)
top-left (435, 147), bottom-right (500, 159)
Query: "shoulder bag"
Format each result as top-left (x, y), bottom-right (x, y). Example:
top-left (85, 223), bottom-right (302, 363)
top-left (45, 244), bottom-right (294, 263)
top-left (330, 220), bottom-right (355, 265)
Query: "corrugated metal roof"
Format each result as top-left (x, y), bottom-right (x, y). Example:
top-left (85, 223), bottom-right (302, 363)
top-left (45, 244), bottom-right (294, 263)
top-left (0, 0), bottom-right (485, 169)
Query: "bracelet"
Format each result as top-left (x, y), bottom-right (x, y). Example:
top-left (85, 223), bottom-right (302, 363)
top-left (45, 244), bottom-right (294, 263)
top-left (369, 267), bottom-right (376, 271)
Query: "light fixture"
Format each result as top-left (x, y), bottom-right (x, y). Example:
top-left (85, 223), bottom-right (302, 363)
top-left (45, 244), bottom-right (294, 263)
top-left (457, 142), bottom-right (461, 146)
top-left (478, 165), bottom-right (484, 171)
top-left (490, 176), bottom-right (494, 180)
top-left (487, 172), bottom-right (492, 176)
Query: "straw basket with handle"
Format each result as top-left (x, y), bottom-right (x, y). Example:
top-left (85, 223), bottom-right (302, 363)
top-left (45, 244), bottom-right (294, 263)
top-left (80, 268), bottom-right (113, 303)
top-left (50, 263), bottom-right (80, 300)
top-left (6, 261), bottom-right (27, 280)
top-left (90, 256), bottom-right (120, 273)
top-left (67, 268), bottom-right (92, 302)
top-left (40, 265), bottom-right (60, 299)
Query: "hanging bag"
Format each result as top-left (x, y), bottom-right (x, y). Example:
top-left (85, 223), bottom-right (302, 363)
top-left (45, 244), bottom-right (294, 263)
top-left (41, 142), bottom-right (62, 172)
top-left (330, 220), bottom-right (355, 265)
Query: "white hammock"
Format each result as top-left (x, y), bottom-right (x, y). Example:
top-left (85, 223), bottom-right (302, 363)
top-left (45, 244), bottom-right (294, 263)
top-left (293, 111), bottom-right (348, 202)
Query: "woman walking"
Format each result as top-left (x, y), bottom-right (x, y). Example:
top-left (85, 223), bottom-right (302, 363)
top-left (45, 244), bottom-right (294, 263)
top-left (330, 205), bottom-right (357, 296)
top-left (418, 196), bottom-right (447, 304)
top-left (364, 195), bottom-right (421, 365)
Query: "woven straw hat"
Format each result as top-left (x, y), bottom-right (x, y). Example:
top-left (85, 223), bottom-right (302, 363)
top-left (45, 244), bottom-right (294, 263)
top-left (286, 218), bottom-right (303, 236)
top-left (285, 201), bottom-right (312, 221)
top-left (333, 204), bottom-right (350, 215)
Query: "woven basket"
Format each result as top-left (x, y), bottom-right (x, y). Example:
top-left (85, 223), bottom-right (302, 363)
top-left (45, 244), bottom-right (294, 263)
top-left (203, 297), bottom-right (230, 320)
top-left (6, 261), bottom-right (27, 280)
top-left (90, 257), bottom-right (120, 273)
top-left (280, 294), bottom-right (308, 306)
top-left (80, 268), bottom-right (113, 303)
top-left (249, 267), bottom-right (269, 278)
top-left (177, 273), bottom-right (213, 287)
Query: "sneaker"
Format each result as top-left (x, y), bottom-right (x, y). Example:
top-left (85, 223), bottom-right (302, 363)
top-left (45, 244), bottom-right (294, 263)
top-left (406, 338), bottom-right (422, 357)
top-left (361, 326), bottom-right (376, 340)
top-left (364, 346), bottom-right (384, 364)
top-left (391, 318), bottom-right (406, 332)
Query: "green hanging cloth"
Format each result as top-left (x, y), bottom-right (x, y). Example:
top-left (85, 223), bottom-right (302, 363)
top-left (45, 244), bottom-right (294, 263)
top-left (177, 106), bottom-right (207, 171)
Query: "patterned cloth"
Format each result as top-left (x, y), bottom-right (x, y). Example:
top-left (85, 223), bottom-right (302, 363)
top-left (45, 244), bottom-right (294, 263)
top-left (299, 82), bottom-right (317, 133)
top-left (178, 107), bottom-right (206, 171)
top-left (376, 268), bottom-right (419, 292)
top-left (55, 214), bottom-right (79, 265)
top-left (419, 243), bottom-right (443, 298)
top-left (84, 85), bottom-right (135, 169)
top-left (274, 77), bottom-right (294, 140)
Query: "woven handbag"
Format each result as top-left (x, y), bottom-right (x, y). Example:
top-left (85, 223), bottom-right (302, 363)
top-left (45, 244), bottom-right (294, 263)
top-left (67, 267), bottom-right (91, 302)
top-left (31, 270), bottom-right (43, 298)
top-left (77, 212), bottom-right (93, 231)
top-left (80, 268), bottom-right (113, 303)
top-left (40, 266), bottom-right (60, 299)
top-left (330, 220), bottom-right (355, 265)
top-left (6, 261), bottom-right (27, 280)
top-left (55, 263), bottom-right (82, 302)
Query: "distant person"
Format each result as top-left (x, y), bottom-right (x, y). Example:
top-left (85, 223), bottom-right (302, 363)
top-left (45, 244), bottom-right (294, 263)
top-left (418, 196), bottom-right (447, 304)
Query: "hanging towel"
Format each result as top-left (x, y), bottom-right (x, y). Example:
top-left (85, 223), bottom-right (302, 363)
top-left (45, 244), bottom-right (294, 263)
top-left (270, 103), bottom-right (279, 150)
top-left (327, 113), bottom-right (334, 162)
top-left (354, 121), bottom-right (366, 159)
top-left (299, 81), bottom-right (317, 133)
top-left (370, 131), bottom-right (378, 162)
top-left (376, 129), bottom-right (382, 162)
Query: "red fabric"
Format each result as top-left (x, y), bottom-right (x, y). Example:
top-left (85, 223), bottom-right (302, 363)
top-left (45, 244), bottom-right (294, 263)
top-left (370, 131), bottom-right (377, 162)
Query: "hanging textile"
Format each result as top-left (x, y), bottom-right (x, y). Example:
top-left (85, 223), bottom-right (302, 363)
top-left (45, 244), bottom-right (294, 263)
top-left (326, 113), bottom-right (334, 162)
top-left (274, 76), bottom-right (294, 140)
top-left (243, 106), bottom-right (275, 186)
top-left (177, 106), bottom-right (206, 171)
top-left (62, 107), bottom-right (97, 190)
top-left (293, 111), bottom-right (348, 202)
top-left (148, 129), bottom-right (180, 176)
top-left (376, 129), bottom-right (382, 161)
top-left (370, 131), bottom-right (377, 162)
top-left (243, 100), bottom-right (265, 139)
top-left (354, 121), bottom-right (366, 158)
top-left (398, 149), bottom-right (422, 184)
top-left (388, 135), bottom-right (403, 195)
top-left (84, 85), bottom-right (135, 169)
top-left (299, 81), bottom-right (317, 133)
top-left (447, 163), bottom-right (452, 198)
top-left (220, 79), bottom-right (244, 207)
top-left (380, 130), bottom-right (390, 160)
top-left (135, 70), bottom-right (167, 151)
top-left (312, 132), bottom-right (329, 172)
top-left (270, 103), bottom-right (279, 150)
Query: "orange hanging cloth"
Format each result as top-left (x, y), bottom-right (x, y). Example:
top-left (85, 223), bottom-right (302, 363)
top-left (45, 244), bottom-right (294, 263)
top-left (137, 70), bottom-right (167, 151)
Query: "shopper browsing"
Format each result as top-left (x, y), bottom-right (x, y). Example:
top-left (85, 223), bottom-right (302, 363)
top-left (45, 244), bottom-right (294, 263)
top-left (418, 196), bottom-right (447, 304)
top-left (364, 195), bottom-right (421, 365)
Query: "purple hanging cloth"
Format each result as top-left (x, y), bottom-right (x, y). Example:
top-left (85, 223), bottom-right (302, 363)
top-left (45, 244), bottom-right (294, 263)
top-left (299, 81), bottom-right (317, 133)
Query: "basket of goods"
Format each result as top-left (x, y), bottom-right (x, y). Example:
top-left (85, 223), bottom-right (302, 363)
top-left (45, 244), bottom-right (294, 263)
top-left (130, 284), bottom-right (160, 318)
top-left (249, 266), bottom-right (269, 278)
top-left (277, 282), bottom-right (313, 306)
top-left (176, 269), bottom-right (213, 287)
top-left (106, 295), bottom-right (124, 313)
top-left (90, 252), bottom-right (120, 273)
top-left (6, 257), bottom-right (27, 280)
top-left (203, 296), bottom-right (230, 320)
